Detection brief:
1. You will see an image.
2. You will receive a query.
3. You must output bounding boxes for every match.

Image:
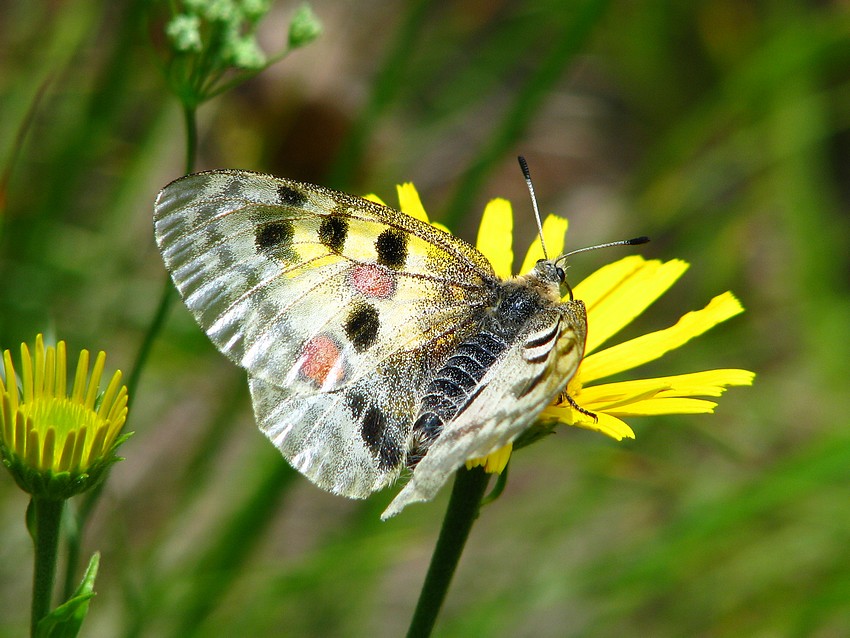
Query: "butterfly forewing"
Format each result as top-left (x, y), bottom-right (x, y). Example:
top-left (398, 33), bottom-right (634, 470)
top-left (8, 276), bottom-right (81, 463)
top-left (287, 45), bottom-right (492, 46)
top-left (155, 171), bottom-right (496, 388)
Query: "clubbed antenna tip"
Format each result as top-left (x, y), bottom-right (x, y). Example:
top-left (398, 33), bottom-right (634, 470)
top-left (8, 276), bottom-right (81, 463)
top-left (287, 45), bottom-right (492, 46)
top-left (517, 156), bottom-right (548, 261)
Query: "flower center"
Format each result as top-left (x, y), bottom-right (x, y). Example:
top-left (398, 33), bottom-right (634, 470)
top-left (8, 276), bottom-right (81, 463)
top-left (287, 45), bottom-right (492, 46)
top-left (15, 396), bottom-right (107, 472)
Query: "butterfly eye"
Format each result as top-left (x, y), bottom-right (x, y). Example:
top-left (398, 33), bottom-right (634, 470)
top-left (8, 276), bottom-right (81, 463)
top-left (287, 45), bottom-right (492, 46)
top-left (556, 266), bottom-right (565, 282)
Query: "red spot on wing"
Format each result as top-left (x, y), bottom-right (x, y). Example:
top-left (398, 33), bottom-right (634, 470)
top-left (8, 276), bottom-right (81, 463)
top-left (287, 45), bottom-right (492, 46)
top-left (299, 335), bottom-right (345, 387)
top-left (350, 264), bottom-right (396, 299)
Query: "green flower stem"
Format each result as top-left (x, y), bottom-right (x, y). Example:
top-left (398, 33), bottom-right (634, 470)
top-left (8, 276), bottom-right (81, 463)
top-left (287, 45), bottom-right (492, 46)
top-left (60, 503), bottom-right (81, 599)
top-left (30, 497), bottom-right (65, 636)
top-left (406, 466), bottom-right (491, 638)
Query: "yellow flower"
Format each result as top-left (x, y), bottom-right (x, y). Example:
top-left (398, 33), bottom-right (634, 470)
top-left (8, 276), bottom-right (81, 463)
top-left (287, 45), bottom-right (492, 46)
top-left (0, 334), bottom-right (130, 499)
top-left (544, 259), bottom-right (753, 440)
top-left (372, 185), bottom-right (754, 474)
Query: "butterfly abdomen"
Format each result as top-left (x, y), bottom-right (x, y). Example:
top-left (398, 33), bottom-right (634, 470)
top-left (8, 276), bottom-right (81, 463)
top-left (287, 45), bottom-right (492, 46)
top-left (409, 331), bottom-right (508, 465)
top-left (407, 281), bottom-right (546, 466)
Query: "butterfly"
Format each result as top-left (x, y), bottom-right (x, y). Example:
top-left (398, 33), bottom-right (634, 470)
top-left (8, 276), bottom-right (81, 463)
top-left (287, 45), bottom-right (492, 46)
top-left (154, 164), bottom-right (643, 519)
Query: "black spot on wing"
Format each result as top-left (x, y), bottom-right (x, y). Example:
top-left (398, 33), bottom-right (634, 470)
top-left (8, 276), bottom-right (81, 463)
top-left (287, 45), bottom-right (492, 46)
top-left (277, 184), bottom-right (307, 207)
top-left (255, 220), bottom-right (295, 257)
top-left (344, 303), bottom-right (380, 352)
top-left (346, 391), bottom-right (367, 420)
top-left (351, 393), bottom-right (404, 471)
top-left (378, 440), bottom-right (403, 470)
top-left (375, 228), bottom-right (408, 269)
top-left (361, 404), bottom-right (386, 451)
top-left (319, 215), bottom-right (348, 253)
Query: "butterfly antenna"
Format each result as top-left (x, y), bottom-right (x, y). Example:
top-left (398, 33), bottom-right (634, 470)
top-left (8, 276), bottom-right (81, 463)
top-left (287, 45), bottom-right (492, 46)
top-left (556, 236), bottom-right (650, 266)
top-left (518, 156), bottom-right (548, 260)
top-left (555, 236), bottom-right (649, 301)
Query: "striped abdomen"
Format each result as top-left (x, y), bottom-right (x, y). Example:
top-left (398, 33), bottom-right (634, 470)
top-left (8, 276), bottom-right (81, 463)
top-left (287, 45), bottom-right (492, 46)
top-left (408, 330), bottom-right (508, 465)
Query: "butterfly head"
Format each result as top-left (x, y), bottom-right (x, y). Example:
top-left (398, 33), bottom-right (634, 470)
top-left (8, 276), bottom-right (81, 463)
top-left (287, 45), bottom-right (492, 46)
top-left (517, 155), bottom-right (649, 302)
top-left (533, 259), bottom-right (566, 284)
top-left (528, 257), bottom-right (570, 300)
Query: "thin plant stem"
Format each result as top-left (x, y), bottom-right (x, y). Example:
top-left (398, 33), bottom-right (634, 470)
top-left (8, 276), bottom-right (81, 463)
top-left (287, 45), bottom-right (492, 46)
top-left (30, 497), bottom-right (65, 636)
top-left (182, 104), bottom-right (197, 175)
top-left (125, 274), bottom-right (176, 409)
top-left (126, 102), bottom-right (196, 408)
top-left (60, 502), bottom-right (81, 600)
top-left (406, 466), bottom-right (491, 638)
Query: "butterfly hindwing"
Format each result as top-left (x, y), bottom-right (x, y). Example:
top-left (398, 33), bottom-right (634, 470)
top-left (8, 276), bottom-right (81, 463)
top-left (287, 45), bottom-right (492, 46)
top-left (249, 353), bottom-right (424, 497)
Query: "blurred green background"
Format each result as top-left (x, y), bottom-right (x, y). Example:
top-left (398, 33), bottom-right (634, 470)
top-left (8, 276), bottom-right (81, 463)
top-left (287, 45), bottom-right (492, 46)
top-left (2, 1), bottom-right (850, 636)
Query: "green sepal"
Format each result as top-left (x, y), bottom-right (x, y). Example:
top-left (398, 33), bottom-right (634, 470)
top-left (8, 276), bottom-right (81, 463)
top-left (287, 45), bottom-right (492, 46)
top-left (480, 461), bottom-right (511, 507)
top-left (0, 432), bottom-right (131, 499)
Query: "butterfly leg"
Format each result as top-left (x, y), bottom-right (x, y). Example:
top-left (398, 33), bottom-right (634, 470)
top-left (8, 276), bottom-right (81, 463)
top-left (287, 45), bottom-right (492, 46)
top-left (560, 392), bottom-right (598, 422)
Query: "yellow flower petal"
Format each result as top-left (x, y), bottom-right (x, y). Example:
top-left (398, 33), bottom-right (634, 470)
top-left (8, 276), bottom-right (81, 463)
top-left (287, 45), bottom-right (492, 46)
top-left (574, 258), bottom-right (690, 354)
top-left (542, 406), bottom-right (636, 440)
top-left (465, 442), bottom-right (513, 473)
top-left (605, 397), bottom-right (719, 415)
top-left (396, 183), bottom-right (430, 223)
top-left (475, 198), bottom-right (514, 279)
top-left (519, 214), bottom-right (568, 274)
top-left (577, 369), bottom-right (755, 408)
top-left (571, 369), bottom-right (754, 418)
top-left (363, 193), bottom-right (386, 206)
top-left (579, 292), bottom-right (745, 383)
top-left (570, 255), bottom-right (646, 305)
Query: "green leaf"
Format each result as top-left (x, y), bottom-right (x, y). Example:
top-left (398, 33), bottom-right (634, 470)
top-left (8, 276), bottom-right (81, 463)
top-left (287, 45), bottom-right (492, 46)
top-left (35, 552), bottom-right (100, 638)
